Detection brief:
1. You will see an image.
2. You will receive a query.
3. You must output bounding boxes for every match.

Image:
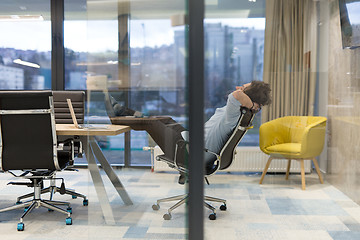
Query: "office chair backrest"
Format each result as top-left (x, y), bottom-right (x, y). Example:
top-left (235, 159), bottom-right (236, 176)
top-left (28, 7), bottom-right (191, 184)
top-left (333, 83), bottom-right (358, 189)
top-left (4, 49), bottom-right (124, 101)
top-left (157, 107), bottom-right (256, 175)
top-left (52, 91), bottom-right (85, 124)
top-left (0, 91), bottom-right (61, 171)
top-left (217, 107), bottom-right (256, 170)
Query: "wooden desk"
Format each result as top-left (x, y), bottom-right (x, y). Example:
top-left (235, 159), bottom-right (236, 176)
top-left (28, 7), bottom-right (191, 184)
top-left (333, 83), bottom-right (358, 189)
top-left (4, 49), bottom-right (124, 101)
top-left (56, 124), bottom-right (131, 136)
top-left (56, 124), bottom-right (132, 225)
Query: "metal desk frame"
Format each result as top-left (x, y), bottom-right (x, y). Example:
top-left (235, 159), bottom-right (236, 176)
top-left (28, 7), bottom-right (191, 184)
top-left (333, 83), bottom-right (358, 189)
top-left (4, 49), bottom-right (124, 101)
top-left (56, 124), bottom-right (132, 225)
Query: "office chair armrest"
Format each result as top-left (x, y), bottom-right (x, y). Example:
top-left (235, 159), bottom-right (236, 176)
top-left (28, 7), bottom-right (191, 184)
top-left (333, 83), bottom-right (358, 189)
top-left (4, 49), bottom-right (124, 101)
top-left (57, 139), bottom-right (75, 166)
top-left (73, 137), bottom-right (83, 158)
top-left (58, 137), bottom-right (83, 157)
top-left (204, 148), bottom-right (220, 159)
top-left (204, 148), bottom-right (221, 169)
top-left (174, 142), bottom-right (222, 166)
top-left (173, 140), bottom-right (189, 171)
top-left (57, 138), bottom-right (74, 147)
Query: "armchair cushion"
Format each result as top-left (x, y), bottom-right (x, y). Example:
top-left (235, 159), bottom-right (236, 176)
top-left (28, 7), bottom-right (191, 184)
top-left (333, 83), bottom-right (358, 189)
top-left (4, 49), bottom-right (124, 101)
top-left (265, 143), bottom-right (301, 155)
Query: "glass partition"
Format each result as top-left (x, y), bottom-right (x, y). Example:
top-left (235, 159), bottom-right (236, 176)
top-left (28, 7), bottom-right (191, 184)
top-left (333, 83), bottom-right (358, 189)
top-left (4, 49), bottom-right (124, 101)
top-left (64, 0), bottom-right (187, 167)
top-left (1, 0), bottom-right (360, 239)
top-left (202, 0), bottom-right (360, 239)
top-left (65, 0), bottom-right (189, 238)
top-left (203, 17), bottom-right (265, 146)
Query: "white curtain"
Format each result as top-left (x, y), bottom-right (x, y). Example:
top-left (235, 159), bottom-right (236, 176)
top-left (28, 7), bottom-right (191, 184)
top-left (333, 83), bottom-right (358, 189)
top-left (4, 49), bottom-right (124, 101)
top-left (262, 0), bottom-right (318, 122)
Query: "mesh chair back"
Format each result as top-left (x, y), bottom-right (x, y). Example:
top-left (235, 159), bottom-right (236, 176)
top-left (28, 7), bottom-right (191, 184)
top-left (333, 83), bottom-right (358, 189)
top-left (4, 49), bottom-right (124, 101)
top-left (0, 91), bottom-right (59, 171)
top-left (218, 107), bottom-right (256, 170)
top-left (52, 91), bottom-right (85, 124)
top-left (158, 107), bottom-right (256, 175)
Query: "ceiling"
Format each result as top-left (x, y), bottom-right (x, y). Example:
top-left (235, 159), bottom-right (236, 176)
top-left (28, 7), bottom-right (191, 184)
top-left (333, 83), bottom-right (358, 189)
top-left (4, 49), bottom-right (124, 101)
top-left (0, 0), bottom-right (265, 20)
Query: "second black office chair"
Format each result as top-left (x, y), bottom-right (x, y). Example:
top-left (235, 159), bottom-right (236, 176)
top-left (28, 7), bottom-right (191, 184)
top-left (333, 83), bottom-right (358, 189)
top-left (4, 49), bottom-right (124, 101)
top-left (152, 107), bottom-right (256, 220)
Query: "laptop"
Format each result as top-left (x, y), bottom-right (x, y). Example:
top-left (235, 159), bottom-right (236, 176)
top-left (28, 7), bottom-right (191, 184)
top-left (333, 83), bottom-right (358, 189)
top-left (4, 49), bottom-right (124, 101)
top-left (67, 99), bottom-right (109, 129)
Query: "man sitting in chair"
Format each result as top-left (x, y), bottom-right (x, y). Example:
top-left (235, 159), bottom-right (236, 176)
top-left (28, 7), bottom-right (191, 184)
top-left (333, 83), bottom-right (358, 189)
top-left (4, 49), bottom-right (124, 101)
top-left (106, 80), bottom-right (271, 182)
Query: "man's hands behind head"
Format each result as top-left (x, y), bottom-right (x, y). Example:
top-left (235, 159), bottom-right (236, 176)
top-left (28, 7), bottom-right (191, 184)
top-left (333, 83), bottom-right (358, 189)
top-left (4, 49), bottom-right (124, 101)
top-left (232, 87), bottom-right (253, 109)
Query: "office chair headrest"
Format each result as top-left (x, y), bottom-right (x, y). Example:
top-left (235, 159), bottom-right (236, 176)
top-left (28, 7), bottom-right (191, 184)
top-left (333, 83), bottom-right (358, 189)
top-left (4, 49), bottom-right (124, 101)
top-left (240, 106), bottom-right (260, 115)
top-left (0, 91), bottom-right (52, 98)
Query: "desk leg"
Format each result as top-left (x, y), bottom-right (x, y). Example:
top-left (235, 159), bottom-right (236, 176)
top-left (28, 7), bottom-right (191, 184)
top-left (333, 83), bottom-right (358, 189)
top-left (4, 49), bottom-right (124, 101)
top-left (81, 137), bottom-right (115, 225)
top-left (89, 137), bottom-right (133, 205)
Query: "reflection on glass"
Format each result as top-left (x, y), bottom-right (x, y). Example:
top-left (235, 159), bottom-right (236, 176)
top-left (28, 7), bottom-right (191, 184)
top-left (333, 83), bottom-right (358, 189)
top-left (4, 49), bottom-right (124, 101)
top-left (64, 3), bottom-right (187, 166)
top-left (0, 0), bottom-right (51, 90)
top-left (204, 18), bottom-right (265, 146)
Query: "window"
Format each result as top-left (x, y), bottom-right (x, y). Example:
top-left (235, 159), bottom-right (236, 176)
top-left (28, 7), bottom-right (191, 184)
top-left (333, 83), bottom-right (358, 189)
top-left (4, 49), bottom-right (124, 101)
top-left (0, 0), bottom-right (51, 90)
top-left (204, 18), bottom-right (266, 146)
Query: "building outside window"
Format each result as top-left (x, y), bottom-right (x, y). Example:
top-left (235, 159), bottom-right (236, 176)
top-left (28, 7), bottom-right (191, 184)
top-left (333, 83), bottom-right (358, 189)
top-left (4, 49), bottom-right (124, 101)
top-left (0, 0), bottom-right (51, 90)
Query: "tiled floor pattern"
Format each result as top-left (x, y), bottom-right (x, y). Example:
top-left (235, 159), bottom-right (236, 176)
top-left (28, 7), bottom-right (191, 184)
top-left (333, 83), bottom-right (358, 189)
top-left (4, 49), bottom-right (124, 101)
top-left (0, 169), bottom-right (359, 240)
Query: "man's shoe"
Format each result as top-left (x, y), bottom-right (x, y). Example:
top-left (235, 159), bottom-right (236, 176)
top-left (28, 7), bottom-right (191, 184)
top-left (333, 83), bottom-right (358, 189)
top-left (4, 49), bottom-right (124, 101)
top-left (106, 95), bottom-right (143, 117)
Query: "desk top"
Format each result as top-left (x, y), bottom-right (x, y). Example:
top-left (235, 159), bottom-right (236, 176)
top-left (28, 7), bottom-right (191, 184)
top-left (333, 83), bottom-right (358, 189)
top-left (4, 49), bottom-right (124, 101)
top-left (56, 124), bottom-right (131, 136)
top-left (110, 116), bottom-right (172, 125)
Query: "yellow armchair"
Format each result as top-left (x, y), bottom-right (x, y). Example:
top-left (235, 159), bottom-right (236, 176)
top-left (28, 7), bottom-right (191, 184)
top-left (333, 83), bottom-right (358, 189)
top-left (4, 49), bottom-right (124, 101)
top-left (259, 116), bottom-right (327, 190)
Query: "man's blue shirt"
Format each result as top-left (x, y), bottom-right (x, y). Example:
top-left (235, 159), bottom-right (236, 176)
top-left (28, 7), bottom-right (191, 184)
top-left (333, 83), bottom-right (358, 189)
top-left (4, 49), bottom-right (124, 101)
top-left (204, 93), bottom-right (242, 164)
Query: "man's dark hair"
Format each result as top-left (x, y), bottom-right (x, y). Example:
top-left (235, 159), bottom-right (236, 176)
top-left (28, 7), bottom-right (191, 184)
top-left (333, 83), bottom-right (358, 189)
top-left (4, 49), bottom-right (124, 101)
top-left (244, 80), bottom-right (272, 106)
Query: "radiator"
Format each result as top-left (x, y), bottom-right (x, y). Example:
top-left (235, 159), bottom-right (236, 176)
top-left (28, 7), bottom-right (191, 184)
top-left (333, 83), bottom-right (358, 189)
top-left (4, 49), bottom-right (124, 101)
top-left (152, 146), bottom-right (311, 173)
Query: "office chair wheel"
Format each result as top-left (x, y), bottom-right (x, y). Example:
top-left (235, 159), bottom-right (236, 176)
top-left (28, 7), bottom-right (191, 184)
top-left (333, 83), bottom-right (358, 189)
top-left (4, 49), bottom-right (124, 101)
top-left (48, 208), bottom-right (54, 212)
top-left (163, 213), bottom-right (172, 220)
top-left (209, 213), bottom-right (216, 220)
top-left (83, 199), bottom-right (88, 206)
top-left (72, 195), bottom-right (77, 199)
top-left (17, 222), bottom-right (24, 231)
top-left (220, 204), bottom-right (227, 211)
top-left (67, 207), bottom-right (72, 214)
top-left (152, 204), bottom-right (160, 210)
top-left (24, 207), bottom-right (29, 212)
top-left (66, 217), bottom-right (72, 225)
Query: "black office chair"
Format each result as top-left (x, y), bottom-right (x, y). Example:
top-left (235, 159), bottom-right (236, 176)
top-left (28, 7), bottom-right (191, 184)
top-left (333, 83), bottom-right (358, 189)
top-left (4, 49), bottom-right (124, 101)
top-left (0, 91), bottom-right (75, 231)
top-left (152, 107), bottom-right (256, 220)
top-left (53, 90), bottom-right (85, 124)
top-left (14, 91), bottom-right (88, 206)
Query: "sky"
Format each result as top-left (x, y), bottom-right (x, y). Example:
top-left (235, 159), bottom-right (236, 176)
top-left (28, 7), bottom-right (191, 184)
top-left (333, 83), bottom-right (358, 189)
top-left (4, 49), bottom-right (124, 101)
top-left (0, 18), bottom-right (265, 53)
top-left (347, 2), bottom-right (360, 24)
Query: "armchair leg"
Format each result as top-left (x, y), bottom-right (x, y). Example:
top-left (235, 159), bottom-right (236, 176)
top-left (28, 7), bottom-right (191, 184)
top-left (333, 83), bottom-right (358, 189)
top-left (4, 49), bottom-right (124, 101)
top-left (285, 159), bottom-right (291, 180)
top-left (259, 157), bottom-right (273, 184)
top-left (312, 157), bottom-right (324, 184)
top-left (300, 160), bottom-right (306, 190)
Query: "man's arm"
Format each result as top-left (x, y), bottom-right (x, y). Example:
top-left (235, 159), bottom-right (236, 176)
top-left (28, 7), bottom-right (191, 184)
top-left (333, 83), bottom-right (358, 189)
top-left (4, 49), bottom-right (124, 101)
top-left (232, 89), bottom-right (253, 109)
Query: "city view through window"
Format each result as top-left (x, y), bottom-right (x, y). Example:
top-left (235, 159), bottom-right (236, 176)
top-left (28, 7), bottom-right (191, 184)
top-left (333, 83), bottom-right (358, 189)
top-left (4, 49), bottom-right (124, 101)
top-left (0, 17), bottom-right (265, 165)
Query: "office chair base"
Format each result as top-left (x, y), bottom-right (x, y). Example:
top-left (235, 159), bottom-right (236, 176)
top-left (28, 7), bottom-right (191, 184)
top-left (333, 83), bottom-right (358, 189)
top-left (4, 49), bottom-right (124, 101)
top-left (16, 185), bottom-right (87, 204)
top-left (152, 194), bottom-right (226, 220)
top-left (163, 212), bottom-right (172, 220)
top-left (0, 198), bottom-right (72, 231)
top-left (0, 180), bottom-right (73, 231)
